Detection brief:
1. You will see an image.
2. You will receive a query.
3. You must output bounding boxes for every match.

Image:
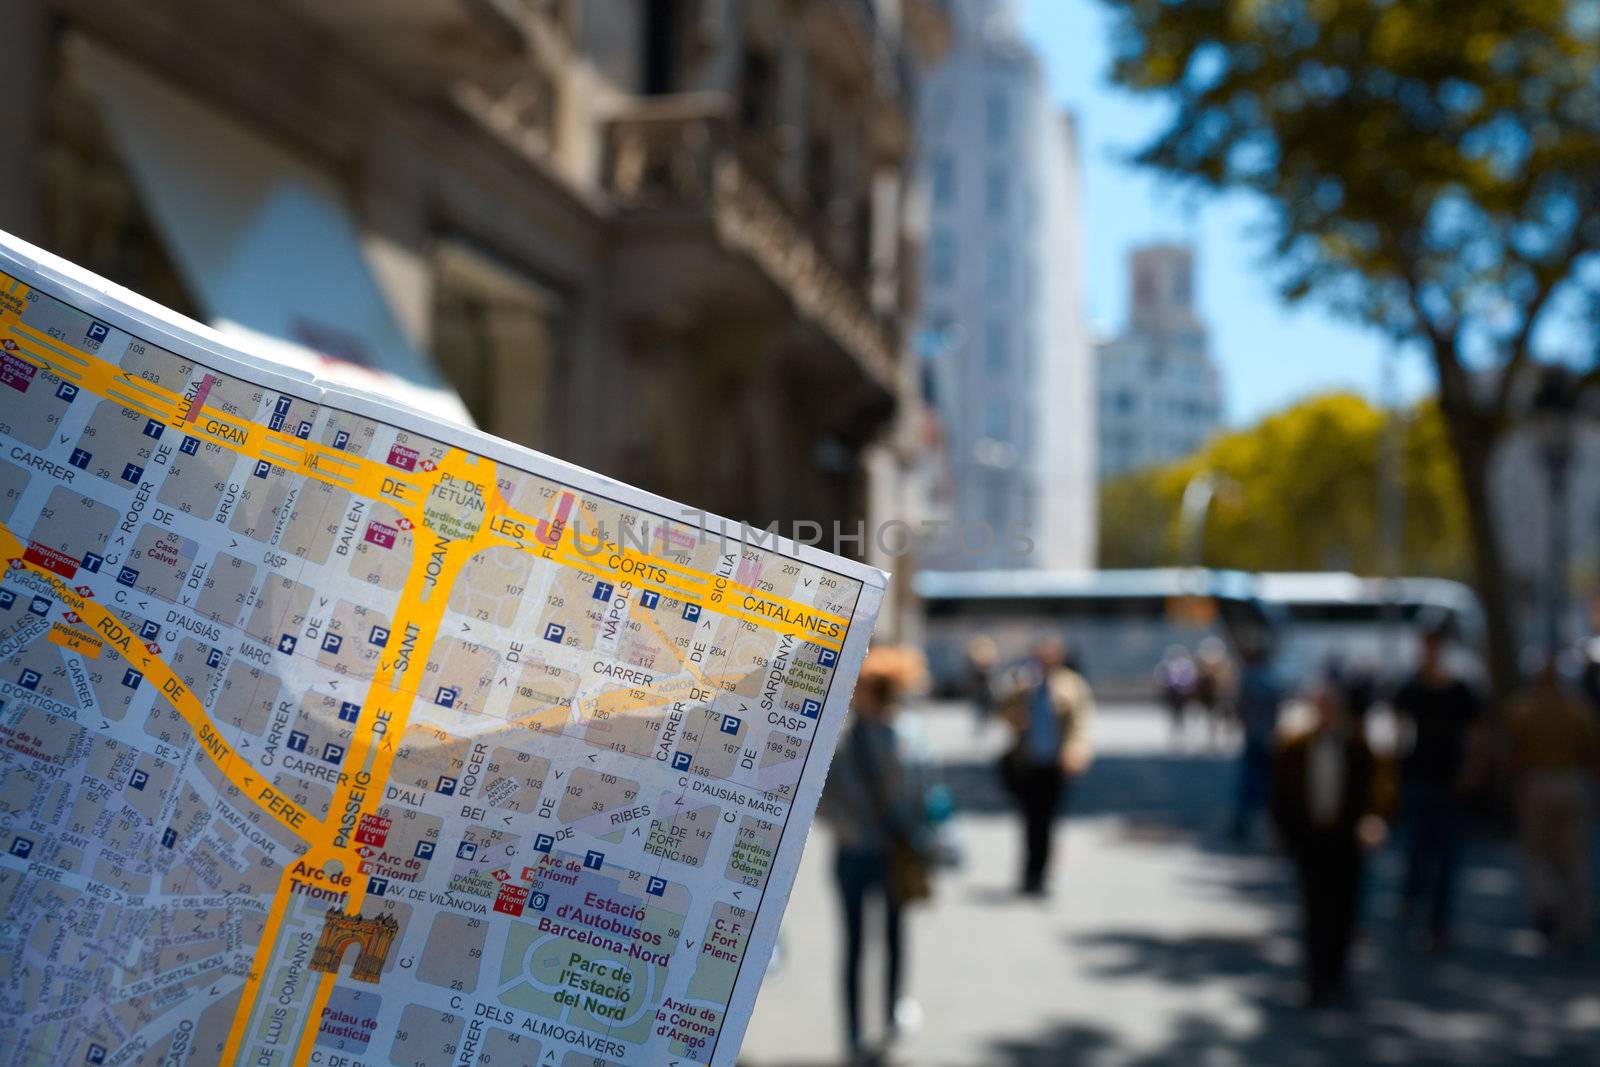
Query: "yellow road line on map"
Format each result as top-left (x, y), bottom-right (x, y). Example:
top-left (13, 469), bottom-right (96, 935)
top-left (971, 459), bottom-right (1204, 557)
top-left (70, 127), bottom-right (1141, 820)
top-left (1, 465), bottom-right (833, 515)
top-left (0, 530), bottom-right (317, 841)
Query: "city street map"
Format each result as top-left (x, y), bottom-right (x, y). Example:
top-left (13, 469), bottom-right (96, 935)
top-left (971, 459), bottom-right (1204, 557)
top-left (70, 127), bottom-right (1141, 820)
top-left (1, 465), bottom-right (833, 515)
top-left (0, 231), bottom-right (883, 1066)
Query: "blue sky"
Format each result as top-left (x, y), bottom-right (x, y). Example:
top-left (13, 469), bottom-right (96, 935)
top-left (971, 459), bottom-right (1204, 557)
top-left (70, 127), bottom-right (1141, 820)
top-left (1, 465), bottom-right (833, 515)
top-left (1017, 0), bottom-right (1436, 425)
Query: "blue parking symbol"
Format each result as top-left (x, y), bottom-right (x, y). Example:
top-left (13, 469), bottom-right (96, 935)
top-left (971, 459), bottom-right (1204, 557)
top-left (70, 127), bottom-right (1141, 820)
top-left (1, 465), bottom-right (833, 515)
top-left (721, 715), bottom-right (741, 735)
top-left (435, 686), bottom-right (458, 709)
top-left (338, 701), bottom-right (361, 724)
top-left (531, 891), bottom-right (550, 912)
top-left (121, 668), bottom-right (142, 690)
top-left (68, 447), bottom-right (91, 469)
top-left (179, 435), bottom-right (200, 456)
top-left (457, 841), bottom-right (477, 860)
top-left (129, 769), bottom-right (149, 790)
top-left (121, 463), bottom-right (143, 484)
top-left (671, 750), bottom-right (692, 771)
top-left (436, 776), bottom-right (457, 796)
top-left (414, 840), bottom-right (435, 860)
top-left (206, 647), bottom-right (224, 669)
top-left (640, 590), bottom-right (660, 610)
top-left (322, 743), bottom-right (344, 765)
top-left (27, 596), bottom-right (50, 616)
top-left (0, 589), bottom-right (12, 610)
top-left (368, 625), bottom-right (390, 647)
top-left (56, 382), bottom-right (78, 402)
top-left (142, 419), bottom-right (164, 440)
top-left (253, 460), bottom-right (271, 479)
top-left (80, 551), bottom-right (102, 573)
top-left (9, 836), bottom-right (33, 858)
top-left (682, 603), bottom-right (701, 622)
top-left (333, 430), bottom-right (350, 450)
top-left (801, 698), bottom-right (821, 719)
top-left (534, 833), bottom-right (554, 853)
top-left (368, 876), bottom-right (389, 897)
top-left (117, 566), bottom-right (139, 587)
top-left (592, 581), bottom-right (614, 602)
top-left (583, 850), bottom-right (605, 870)
top-left (296, 420), bottom-right (312, 439)
top-left (86, 321), bottom-right (109, 343)
top-left (647, 876), bottom-right (667, 896)
top-left (138, 619), bottom-right (160, 640)
top-left (160, 827), bottom-right (177, 848)
top-left (17, 669), bottom-right (40, 690)
top-left (818, 648), bottom-right (838, 668)
top-left (321, 632), bottom-right (343, 654)
top-left (85, 1043), bottom-right (106, 1065)
top-left (543, 623), bottom-right (565, 643)
top-left (287, 731), bottom-right (308, 753)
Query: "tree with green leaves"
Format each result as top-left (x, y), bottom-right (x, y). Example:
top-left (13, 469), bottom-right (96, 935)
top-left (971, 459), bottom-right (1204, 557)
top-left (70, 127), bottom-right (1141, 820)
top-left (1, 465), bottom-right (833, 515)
top-left (1103, 0), bottom-right (1600, 698)
top-left (1100, 392), bottom-right (1470, 577)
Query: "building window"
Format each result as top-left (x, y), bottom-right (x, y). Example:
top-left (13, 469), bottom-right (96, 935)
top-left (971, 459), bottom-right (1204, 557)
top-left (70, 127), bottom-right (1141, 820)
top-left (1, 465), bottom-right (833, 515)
top-left (929, 231), bottom-right (956, 285)
top-left (931, 153), bottom-right (955, 208)
top-left (984, 319), bottom-right (1008, 373)
top-left (985, 91), bottom-right (1009, 144)
top-left (984, 168), bottom-right (1007, 220)
top-left (985, 245), bottom-right (1010, 299)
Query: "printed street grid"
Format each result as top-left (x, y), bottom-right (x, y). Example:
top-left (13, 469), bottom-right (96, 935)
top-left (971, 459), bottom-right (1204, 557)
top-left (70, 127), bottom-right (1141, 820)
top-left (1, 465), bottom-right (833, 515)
top-left (0, 267), bottom-right (868, 1067)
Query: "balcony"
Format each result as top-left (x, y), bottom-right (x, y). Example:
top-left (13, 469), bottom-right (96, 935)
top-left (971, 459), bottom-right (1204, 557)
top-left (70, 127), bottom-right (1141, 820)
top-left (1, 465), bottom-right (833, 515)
top-left (601, 95), bottom-right (897, 396)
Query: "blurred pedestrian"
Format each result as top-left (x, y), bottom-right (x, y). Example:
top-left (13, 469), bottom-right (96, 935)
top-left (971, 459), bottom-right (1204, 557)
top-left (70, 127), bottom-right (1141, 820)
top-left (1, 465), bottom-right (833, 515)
top-left (1392, 625), bottom-right (1483, 952)
top-left (819, 647), bottom-right (935, 1064)
top-left (964, 634), bottom-right (999, 733)
top-left (1196, 636), bottom-right (1234, 749)
top-left (1507, 655), bottom-right (1600, 954)
top-left (1155, 645), bottom-right (1196, 748)
top-left (1272, 679), bottom-right (1391, 1007)
top-left (1231, 638), bottom-right (1282, 843)
top-left (999, 637), bottom-right (1095, 896)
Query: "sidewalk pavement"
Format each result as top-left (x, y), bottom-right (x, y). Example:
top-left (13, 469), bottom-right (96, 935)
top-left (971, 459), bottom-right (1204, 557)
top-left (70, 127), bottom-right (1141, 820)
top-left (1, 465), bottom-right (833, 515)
top-left (736, 703), bottom-right (1600, 1067)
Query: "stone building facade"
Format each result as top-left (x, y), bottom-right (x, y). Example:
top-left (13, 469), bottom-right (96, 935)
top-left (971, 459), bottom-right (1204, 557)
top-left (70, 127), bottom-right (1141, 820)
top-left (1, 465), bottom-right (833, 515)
top-left (0, 0), bottom-right (948, 634)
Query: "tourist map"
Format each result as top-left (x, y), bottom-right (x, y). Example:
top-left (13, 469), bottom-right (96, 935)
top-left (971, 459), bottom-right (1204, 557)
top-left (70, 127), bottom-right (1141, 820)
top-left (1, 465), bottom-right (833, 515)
top-left (0, 232), bottom-right (883, 1066)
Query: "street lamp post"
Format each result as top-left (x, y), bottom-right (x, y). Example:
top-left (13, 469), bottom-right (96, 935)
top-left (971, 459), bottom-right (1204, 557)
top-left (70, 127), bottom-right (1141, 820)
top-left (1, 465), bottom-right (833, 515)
top-left (1529, 367), bottom-right (1577, 655)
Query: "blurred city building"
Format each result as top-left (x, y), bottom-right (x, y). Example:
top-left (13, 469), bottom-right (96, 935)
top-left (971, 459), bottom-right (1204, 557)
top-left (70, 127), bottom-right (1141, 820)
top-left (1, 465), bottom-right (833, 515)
top-left (1096, 244), bottom-right (1224, 479)
top-left (0, 0), bottom-right (949, 635)
top-left (914, 0), bottom-right (1096, 571)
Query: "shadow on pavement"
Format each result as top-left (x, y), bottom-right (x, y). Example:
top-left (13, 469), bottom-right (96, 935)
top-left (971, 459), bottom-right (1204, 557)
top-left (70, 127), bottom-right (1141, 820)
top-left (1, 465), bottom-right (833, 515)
top-left (940, 730), bottom-right (1600, 1066)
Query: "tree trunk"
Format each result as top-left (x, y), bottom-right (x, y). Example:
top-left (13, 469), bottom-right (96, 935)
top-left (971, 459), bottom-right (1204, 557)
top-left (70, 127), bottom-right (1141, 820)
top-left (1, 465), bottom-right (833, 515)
top-left (1432, 351), bottom-right (1518, 705)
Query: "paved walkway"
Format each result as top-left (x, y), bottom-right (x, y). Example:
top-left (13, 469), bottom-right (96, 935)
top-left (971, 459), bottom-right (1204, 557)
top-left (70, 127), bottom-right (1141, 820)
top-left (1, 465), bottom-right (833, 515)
top-left (736, 703), bottom-right (1600, 1066)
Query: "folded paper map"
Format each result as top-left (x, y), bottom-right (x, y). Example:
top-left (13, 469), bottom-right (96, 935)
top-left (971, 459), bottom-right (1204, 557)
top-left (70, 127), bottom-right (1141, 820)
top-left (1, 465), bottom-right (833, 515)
top-left (0, 230), bottom-right (883, 1066)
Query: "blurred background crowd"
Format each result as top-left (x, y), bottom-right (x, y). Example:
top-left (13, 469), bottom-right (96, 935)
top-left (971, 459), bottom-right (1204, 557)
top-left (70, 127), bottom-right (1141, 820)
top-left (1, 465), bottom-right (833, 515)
top-left (4, 0), bottom-right (1600, 1063)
